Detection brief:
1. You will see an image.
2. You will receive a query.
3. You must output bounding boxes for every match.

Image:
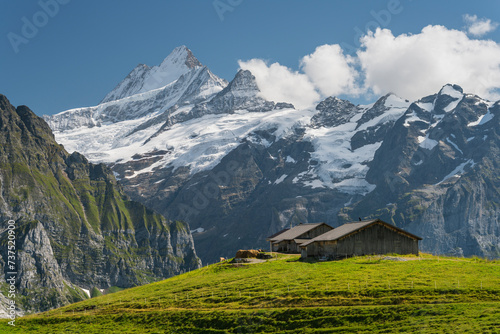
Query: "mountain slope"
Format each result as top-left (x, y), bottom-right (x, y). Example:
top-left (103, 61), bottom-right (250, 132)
top-left (7, 254), bottom-right (500, 333)
top-left (0, 95), bottom-right (201, 314)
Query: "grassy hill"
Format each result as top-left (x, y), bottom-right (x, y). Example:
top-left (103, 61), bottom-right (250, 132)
top-left (2, 253), bottom-right (500, 333)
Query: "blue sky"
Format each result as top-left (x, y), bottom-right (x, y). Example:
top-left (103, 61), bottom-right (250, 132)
top-left (1, 0), bottom-right (499, 115)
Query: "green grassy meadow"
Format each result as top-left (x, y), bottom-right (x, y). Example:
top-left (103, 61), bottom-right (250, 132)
top-left (2, 254), bottom-right (500, 333)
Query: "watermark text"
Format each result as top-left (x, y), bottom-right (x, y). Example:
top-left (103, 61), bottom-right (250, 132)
top-left (8, 0), bottom-right (71, 54)
top-left (5, 220), bottom-right (17, 326)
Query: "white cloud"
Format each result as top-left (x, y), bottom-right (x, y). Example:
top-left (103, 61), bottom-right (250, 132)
top-left (238, 24), bottom-right (500, 107)
top-left (300, 44), bottom-right (361, 97)
top-left (464, 14), bottom-right (499, 37)
top-left (238, 59), bottom-right (320, 109)
top-left (357, 25), bottom-right (500, 101)
top-left (238, 45), bottom-right (362, 108)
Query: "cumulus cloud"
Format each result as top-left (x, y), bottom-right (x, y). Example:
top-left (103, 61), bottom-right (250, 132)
top-left (300, 44), bottom-right (361, 97)
top-left (238, 45), bottom-right (361, 108)
top-left (238, 59), bottom-right (320, 109)
top-left (358, 25), bottom-right (500, 101)
top-left (464, 14), bottom-right (499, 37)
top-left (238, 24), bottom-right (500, 107)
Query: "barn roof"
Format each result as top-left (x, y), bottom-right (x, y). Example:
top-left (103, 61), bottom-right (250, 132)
top-left (267, 228), bottom-right (290, 240)
top-left (300, 219), bottom-right (422, 247)
top-left (293, 239), bottom-right (310, 245)
top-left (267, 223), bottom-right (331, 242)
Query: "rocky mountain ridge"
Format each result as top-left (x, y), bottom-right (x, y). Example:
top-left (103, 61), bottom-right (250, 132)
top-left (344, 85), bottom-right (500, 257)
top-left (0, 95), bottom-right (201, 315)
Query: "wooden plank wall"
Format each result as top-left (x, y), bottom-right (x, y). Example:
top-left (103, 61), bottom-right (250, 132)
top-left (304, 223), bottom-right (419, 258)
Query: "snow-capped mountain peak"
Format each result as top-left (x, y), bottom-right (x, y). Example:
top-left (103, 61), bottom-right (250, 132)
top-left (222, 69), bottom-right (260, 95)
top-left (434, 84), bottom-right (464, 113)
top-left (158, 45), bottom-right (202, 70)
top-left (199, 69), bottom-right (279, 112)
top-left (100, 46), bottom-right (204, 104)
top-left (45, 47), bottom-right (228, 133)
top-left (438, 84), bottom-right (464, 99)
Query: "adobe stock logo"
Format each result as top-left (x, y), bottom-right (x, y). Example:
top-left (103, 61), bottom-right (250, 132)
top-left (213, 0), bottom-right (243, 22)
top-left (7, 0), bottom-right (71, 54)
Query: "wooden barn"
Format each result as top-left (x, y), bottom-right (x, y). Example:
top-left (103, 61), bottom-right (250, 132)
top-left (267, 223), bottom-right (333, 253)
top-left (300, 219), bottom-right (421, 259)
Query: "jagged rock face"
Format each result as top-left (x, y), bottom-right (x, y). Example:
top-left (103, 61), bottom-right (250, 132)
top-left (0, 95), bottom-right (201, 314)
top-left (203, 69), bottom-right (281, 113)
top-left (311, 97), bottom-right (361, 128)
top-left (0, 222), bottom-right (81, 313)
top-left (344, 85), bottom-right (500, 258)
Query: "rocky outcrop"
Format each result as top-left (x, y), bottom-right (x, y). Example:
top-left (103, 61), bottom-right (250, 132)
top-left (0, 95), bottom-right (201, 314)
top-left (311, 97), bottom-right (361, 128)
top-left (0, 221), bottom-right (81, 313)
